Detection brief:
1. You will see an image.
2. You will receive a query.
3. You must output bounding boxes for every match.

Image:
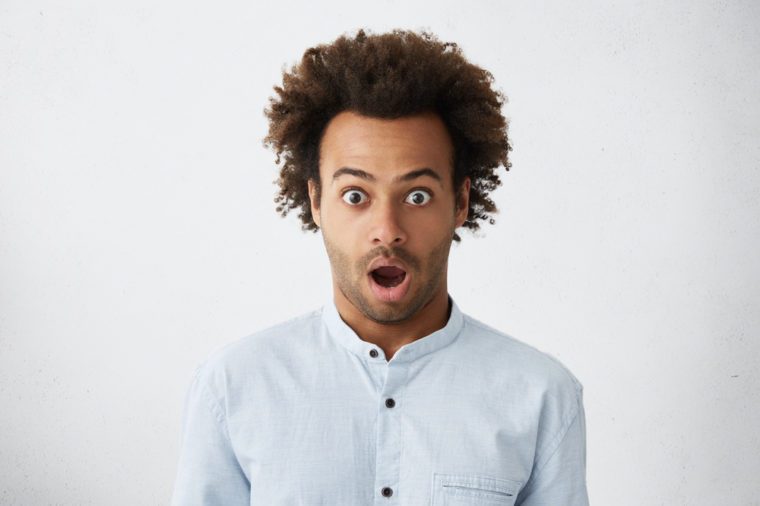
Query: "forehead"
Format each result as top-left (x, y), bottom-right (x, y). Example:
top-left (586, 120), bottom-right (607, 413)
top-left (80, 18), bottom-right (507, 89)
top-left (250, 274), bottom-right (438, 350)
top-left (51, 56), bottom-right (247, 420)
top-left (318, 110), bottom-right (454, 182)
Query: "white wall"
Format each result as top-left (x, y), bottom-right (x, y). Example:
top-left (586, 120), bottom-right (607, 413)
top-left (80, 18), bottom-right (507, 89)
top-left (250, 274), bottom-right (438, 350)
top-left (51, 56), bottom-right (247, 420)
top-left (1, 0), bottom-right (758, 504)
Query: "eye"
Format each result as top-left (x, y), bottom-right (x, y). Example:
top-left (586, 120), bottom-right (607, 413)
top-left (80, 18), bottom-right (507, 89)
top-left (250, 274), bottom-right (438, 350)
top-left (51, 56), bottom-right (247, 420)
top-left (341, 189), bottom-right (368, 205)
top-left (405, 189), bottom-right (432, 206)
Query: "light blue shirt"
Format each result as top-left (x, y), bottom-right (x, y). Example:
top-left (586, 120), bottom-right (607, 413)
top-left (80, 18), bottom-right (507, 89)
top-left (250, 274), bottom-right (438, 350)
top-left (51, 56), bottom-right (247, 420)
top-left (171, 296), bottom-right (589, 505)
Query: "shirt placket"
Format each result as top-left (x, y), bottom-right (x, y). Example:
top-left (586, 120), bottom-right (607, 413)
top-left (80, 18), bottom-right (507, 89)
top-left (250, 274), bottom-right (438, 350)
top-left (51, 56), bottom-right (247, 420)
top-left (368, 354), bottom-right (409, 504)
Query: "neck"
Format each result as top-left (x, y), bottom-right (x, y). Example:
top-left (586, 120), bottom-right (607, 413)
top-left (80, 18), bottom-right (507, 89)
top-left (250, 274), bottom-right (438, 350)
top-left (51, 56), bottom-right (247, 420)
top-left (333, 282), bottom-right (451, 361)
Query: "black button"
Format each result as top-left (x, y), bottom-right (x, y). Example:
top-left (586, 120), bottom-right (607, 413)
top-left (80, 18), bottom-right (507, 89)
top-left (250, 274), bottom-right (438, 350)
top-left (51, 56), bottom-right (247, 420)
top-left (385, 398), bottom-right (395, 408)
top-left (381, 486), bottom-right (393, 497)
top-left (369, 349), bottom-right (379, 358)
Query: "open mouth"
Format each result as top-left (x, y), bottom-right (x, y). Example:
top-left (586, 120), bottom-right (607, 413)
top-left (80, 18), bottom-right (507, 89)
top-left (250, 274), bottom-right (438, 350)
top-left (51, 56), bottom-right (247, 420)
top-left (370, 266), bottom-right (407, 288)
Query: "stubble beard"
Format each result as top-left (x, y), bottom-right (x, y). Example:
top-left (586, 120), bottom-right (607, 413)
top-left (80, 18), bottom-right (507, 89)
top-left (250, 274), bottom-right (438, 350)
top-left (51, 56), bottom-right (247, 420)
top-left (323, 232), bottom-right (453, 325)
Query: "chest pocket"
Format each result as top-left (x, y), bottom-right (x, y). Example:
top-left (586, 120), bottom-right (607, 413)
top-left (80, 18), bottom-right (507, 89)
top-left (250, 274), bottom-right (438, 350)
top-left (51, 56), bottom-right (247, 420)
top-left (432, 473), bottom-right (522, 506)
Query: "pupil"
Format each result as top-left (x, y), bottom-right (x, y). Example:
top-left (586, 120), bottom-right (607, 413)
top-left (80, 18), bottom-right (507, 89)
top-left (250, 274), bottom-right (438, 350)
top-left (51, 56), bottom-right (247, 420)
top-left (350, 193), bottom-right (361, 204)
top-left (413, 193), bottom-right (423, 204)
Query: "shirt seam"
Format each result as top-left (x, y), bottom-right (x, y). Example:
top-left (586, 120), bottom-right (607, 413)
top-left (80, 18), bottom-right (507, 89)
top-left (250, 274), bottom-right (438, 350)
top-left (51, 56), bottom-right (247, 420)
top-left (197, 369), bottom-right (226, 427)
top-left (525, 385), bottom-right (582, 487)
top-left (195, 367), bottom-right (249, 480)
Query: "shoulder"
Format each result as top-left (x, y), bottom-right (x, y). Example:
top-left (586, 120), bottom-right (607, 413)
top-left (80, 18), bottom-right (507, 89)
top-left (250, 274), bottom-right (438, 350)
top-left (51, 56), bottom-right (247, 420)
top-left (460, 313), bottom-right (584, 400)
top-left (458, 312), bottom-right (587, 473)
top-left (192, 307), bottom-right (323, 391)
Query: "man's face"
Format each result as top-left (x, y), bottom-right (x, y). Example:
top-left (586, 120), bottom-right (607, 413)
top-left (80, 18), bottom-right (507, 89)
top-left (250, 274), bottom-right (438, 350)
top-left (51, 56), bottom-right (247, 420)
top-left (308, 110), bottom-right (470, 324)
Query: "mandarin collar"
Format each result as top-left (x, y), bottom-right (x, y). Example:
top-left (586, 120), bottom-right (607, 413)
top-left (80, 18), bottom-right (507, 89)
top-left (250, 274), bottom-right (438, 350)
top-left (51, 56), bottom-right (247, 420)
top-left (321, 295), bottom-right (464, 364)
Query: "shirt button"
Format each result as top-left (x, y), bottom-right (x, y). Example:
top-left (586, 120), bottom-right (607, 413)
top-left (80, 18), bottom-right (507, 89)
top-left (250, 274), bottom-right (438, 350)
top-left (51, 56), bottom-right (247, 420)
top-left (381, 486), bottom-right (393, 497)
top-left (369, 349), bottom-right (379, 358)
top-left (385, 398), bottom-right (395, 408)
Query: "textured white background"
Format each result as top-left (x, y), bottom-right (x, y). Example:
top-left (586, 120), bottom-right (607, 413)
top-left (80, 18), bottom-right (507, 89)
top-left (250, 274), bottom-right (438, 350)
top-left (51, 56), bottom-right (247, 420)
top-left (1, 0), bottom-right (759, 504)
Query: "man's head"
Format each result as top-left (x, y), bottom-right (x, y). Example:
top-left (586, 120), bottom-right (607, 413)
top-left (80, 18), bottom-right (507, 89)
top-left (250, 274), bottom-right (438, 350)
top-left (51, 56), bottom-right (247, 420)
top-left (306, 110), bottom-right (469, 323)
top-left (263, 29), bottom-right (510, 324)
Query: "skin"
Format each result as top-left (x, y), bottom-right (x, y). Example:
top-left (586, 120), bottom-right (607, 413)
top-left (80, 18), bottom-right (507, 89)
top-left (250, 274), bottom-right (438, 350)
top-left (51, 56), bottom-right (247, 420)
top-left (307, 110), bottom-right (470, 361)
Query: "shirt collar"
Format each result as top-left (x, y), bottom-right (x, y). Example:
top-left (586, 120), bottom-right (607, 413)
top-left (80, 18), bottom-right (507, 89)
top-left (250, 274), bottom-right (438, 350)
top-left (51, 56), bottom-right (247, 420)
top-left (321, 295), bottom-right (464, 364)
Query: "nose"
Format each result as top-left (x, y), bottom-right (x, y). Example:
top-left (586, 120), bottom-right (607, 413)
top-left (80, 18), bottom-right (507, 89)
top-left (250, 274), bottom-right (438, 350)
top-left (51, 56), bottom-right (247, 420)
top-left (368, 198), bottom-right (407, 247)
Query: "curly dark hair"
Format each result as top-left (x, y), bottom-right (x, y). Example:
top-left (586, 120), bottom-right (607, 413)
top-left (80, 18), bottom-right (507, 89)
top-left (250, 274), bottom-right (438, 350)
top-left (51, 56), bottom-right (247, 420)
top-left (263, 28), bottom-right (511, 241)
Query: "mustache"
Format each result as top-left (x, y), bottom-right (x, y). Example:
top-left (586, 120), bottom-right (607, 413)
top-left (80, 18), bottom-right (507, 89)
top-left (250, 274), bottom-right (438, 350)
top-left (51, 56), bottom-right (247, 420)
top-left (360, 246), bottom-right (420, 272)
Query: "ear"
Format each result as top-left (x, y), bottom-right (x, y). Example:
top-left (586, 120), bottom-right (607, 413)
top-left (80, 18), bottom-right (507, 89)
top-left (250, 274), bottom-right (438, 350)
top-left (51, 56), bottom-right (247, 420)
top-left (454, 177), bottom-right (470, 228)
top-left (307, 178), bottom-right (321, 228)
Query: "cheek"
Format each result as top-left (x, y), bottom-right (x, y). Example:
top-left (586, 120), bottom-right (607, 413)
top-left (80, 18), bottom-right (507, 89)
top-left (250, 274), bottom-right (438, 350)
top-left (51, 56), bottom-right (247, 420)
top-left (409, 209), bottom-right (455, 237)
top-left (321, 199), bottom-right (353, 225)
top-left (321, 214), bottom-right (364, 266)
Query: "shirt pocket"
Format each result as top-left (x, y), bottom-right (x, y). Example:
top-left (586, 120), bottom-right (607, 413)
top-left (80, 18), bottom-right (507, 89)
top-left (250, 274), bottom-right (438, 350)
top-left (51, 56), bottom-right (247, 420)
top-left (432, 473), bottom-right (522, 506)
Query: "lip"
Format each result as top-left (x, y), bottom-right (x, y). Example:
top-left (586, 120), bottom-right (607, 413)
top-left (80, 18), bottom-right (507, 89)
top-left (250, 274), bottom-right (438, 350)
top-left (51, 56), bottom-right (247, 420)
top-left (367, 257), bottom-right (411, 303)
top-left (367, 269), bottom-right (412, 303)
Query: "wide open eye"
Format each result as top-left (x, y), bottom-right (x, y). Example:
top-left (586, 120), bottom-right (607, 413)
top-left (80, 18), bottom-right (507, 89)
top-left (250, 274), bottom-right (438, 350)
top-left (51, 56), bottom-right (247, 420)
top-left (341, 189), bottom-right (368, 205)
top-left (405, 189), bottom-right (432, 206)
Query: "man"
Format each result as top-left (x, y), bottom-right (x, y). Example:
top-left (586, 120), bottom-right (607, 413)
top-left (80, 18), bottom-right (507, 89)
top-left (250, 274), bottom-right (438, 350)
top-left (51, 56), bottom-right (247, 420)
top-left (171, 29), bottom-right (589, 505)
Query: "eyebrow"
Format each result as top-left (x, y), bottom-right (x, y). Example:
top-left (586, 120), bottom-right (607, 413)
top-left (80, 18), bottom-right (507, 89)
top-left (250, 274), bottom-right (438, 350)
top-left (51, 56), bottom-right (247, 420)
top-left (331, 167), bottom-right (443, 184)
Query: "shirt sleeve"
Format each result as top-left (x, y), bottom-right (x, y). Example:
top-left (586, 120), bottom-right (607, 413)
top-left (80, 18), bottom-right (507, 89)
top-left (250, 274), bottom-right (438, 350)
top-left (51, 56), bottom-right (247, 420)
top-left (170, 366), bottom-right (250, 506)
top-left (516, 386), bottom-right (590, 506)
